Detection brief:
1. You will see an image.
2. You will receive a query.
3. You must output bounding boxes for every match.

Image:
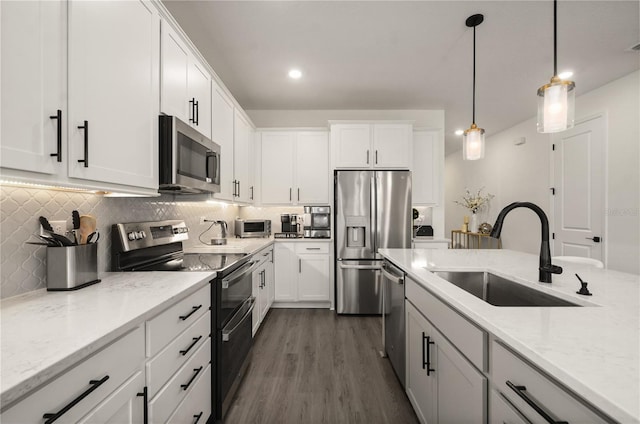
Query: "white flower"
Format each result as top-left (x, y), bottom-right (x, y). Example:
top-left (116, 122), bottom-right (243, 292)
top-left (454, 187), bottom-right (495, 213)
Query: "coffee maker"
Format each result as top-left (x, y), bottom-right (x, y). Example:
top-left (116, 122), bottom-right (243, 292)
top-left (280, 214), bottom-right (300, 234)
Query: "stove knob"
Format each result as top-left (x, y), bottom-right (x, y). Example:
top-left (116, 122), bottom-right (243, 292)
top-left (128, 232), bottom-right (136, 241)
top-left (135, 231), bottom-right (144, 239)
top-left (139, 230), bottom-right (146, 239)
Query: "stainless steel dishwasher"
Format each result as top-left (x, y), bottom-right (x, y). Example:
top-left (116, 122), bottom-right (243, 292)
top-left (382, 259), bottom-right (406, 388)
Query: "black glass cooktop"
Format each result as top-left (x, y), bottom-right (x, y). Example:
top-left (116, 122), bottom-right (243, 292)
top-left (138, 253), bottom-right (248, 273)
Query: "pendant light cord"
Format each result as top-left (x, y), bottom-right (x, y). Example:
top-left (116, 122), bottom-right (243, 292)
top-left (472, 24), bottom-right (476, 125)
top-left (553, 0), bottom-right (558, 76)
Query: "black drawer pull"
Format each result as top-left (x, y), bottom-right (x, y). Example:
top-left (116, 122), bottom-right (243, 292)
top-left (77, 120), bottom-right (89, 168)
top-left (193, 411), bottom-right (204, 424)
top-left (506, 380), bottom-right (568, 424)
top-left (189, 98), bottom-right (196, 123)
top-left (181, 366), bottom-right (203, 391)
top-left (49, 109), bottom-right (62, 162)
top-left (136, 386), bottom-right (148, 424)
top-left (179, 304), bottom-right (202, 321)
top-left (194, 100), bottom-right (199, 125)
top-left (421, 333), bottom-right (435, 376)
top-left (43, 375), bottom-right (109, 423)
top-left (180, 336), bottom-right (203, 356)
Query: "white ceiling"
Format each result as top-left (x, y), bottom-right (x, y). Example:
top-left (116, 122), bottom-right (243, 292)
top-left (162, 1), bottom-right (639, 155)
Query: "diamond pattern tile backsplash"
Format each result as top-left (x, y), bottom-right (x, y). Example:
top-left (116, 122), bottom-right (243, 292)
top-left (0, 186), bottom-right (241, 299)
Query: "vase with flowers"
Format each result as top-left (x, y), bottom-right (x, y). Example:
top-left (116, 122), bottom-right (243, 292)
top-left (455, 187), bottom-right (495, 233)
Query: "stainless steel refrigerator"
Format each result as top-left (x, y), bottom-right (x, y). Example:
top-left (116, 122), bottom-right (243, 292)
top-left (335, 170), bottom-right (411, 314)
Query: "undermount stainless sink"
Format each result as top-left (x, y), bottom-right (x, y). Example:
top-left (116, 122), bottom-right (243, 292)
top-left (433, 271), bottom-right (580, 307)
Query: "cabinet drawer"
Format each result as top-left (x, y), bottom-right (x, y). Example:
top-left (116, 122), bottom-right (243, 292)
top-left (166, 365), bottom-right (212, 424)
top-left (77, 371), bottom-right (144, 424)
top-left (146, 310), bottom-right (210, 398)
top-left (295, 242), bottom-right (329, 254)
top-left (406, 277), bottom-right (486, 370)
top-left (149, 338), bottom-right (211, 424)
top-left (489, 390), bottom-right (529, 424)
top-left (3, 326), bottom-right (144, 423)
top-left (492, 341), bottom-right (610, 424)
top-left (146, 284), bottom-right (210, 357)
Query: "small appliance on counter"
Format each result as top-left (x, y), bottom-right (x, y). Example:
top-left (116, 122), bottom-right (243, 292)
top-left (303, 206), bottom-right (331, 238)
top-left (275, 214), bottom-right (303, 238)
top-left (234, 219), bottom-right (271, 238)
top-left (414, 225), bottom-right (434, 237)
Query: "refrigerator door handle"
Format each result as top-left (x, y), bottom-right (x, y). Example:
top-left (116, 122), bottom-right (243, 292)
top-left (338, 263), bottom-right (381, 271)
top-left (371, 174), bottom-right (377, 254)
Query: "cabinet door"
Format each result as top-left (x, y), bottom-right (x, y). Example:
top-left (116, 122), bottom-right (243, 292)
top-left (263, 260), bottom-right (274, 314)
top-left (433, 327), bottom-right (486, 423)
top-left (332, 124), bottom-right (372, 168)
top-left (274, 243), bottom-right (297, 301)
top-left (77, 373), bottom-right (145, 424)
top-left (234, 111), bottom-right (252, 203)
top-left (296, 132), bottom-right (329, 204)
top-left (406, 302), bottom-right (437, 424)
top-left (252, 264), bottom-right (262, 336)
top-left (160, 21), bottom-right (189, 122)
top-left (261, 132), bottom-right (295, 204)
top-left (413, 130), bottom-right (440, 204)
top-left (297, 254), bottom-right (330, 301)
top-left (1, 0), bottom-right (66, 175)
top-left (67, 0), bottom-right (159, 189)
top-left (187, 58), bottom-right (211, 138)
top-left (373, 124), bottom-right (412, 168)
top-left (212, 80), bottom-right (235, 201)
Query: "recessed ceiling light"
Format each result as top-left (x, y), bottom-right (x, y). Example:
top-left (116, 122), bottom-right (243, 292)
top-left (454, 129), bottom-right (464, 136)
top-left (288, 69), bottom-right (302, 79)
top-left (558, 70), bottom-right (573, 80)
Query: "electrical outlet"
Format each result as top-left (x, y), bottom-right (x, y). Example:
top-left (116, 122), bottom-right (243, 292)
top-left (199, 216), bottom-right (206, 225)
top-left (41, 220), bottom-right (68, 236)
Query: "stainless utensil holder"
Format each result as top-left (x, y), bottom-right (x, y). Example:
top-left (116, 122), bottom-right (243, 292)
top-left (46, 243), bottom-right (100, 291)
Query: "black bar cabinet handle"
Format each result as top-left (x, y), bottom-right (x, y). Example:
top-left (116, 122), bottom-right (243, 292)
top-left (421, 332), bottom-right (427, 370)
top-left (506, 381), bottom-right (568, 424)
top-left (193, 412), bottom-right (204, 424)
top-left (250, 186), bottom-right (254, 200)
top-left (136, 386), bottom-right (148, 424)
top-left (289, 188), bottom-right (292, 201)
top-left (297, 188), bottom-right (300, 201)
top-left (194, 100), bottom-right (199, 125)
top-left (422, 334), bottom-right (435, 376)
top-left (181, 366), bottom-right (203, 390)
top-left (366, 150), bottom-right (370, 164)
top-left (77, 120), bottom-right (88, 168)
top-left (43, 375), bottom-right (109, 423)
top-left (237, 180), bottom-right (240, 198)
top-left (179, 304), bottom-right (202, 321)
top-left (180, 336), bottom-right (203, 356)
top-left (375, 150), bottom-right (378, 164)
top-left (189, 98), bottom-right (195, 123)
top-left (49, 109), bottom-right (62, 162)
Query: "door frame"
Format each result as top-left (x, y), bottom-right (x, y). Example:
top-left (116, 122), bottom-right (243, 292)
top-left (549, 111), bottom-right (608, 265)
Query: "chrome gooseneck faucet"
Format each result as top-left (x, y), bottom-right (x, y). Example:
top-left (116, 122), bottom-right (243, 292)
top-left (490, 202), bottom-right (563, 283)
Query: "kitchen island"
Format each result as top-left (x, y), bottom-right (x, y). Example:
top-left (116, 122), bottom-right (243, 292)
top-left (379, 248), bottom-right (639, 423)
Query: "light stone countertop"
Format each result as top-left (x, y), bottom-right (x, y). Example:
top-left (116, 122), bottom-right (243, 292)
top-left (184, 236), bottom-right (332, 256)
top-left (412, 236), bottom-right (450, 243)
top-left (0, 271), bottom-right (214, 409)
top-left (378, 248), bottom-right (640, 424)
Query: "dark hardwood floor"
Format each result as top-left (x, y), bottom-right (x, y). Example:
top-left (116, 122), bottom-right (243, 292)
top-left (225, 309), bottom-right (419, 424)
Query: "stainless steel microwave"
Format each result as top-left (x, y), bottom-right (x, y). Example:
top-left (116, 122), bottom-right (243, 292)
top-left (159, 115), bottom-right (221, 194)
top-left (234, 219), bottom-right (271, 238)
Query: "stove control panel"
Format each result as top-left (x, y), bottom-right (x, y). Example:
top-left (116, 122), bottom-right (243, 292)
top-left (113, 220), bottom-right (189, 252)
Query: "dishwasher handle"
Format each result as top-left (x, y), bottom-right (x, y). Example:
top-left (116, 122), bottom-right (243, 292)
top-left (381, 265), bottom-right (404, 285)
top-left (338, 262), bottom-right (381, 271)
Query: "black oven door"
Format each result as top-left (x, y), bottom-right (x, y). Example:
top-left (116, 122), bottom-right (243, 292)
top-left (219, 260), bottom-right (257, 327)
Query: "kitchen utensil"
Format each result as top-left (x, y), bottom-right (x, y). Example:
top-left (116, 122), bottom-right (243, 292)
top-left (71, 210), bottom-right (81, 244)
top-left (87, 232), bottom-right (100, 244)
top-left (79, 214), bottom-right (97, 244)
top-left (42, 230), bottom-right (76, 246)
top-left (33, 234), bottom-right (62, 247)
top-left (39, 216), bottom-right (54, 233)
top-left (26, 242), bottom-right (53, 246)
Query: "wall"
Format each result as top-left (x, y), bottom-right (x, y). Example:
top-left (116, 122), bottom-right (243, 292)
top-left (0, 186), bottom-right (241, 299)
top-left (445, 70), bottom-right (639, 274)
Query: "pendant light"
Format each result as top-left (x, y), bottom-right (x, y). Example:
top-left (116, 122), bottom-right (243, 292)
top-left (537, 0), bottom-right (575, 133)
top-left (463, 14), bottom-right (485, 161)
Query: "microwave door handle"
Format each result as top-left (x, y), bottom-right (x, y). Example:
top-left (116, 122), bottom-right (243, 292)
top-left (205, 152), bottom-right (212, 183)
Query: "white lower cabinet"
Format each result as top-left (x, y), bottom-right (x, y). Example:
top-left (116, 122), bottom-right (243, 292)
top-left (166, 365), bottom-right (212, 424)
top-left (491, 340), bottom-right (610, 424)
top-left (2, 326), bottom-right (145, 423)
top-left (145, 283), bottom-right (212, 423)
top-left (406, 301), bottom-right (486, 424)
top-left (489, 390), bottom-right (529, 424)
top-left (252, 245), bottom-right (274, 335)
top-left (274, 242), bottom-right (330, 306)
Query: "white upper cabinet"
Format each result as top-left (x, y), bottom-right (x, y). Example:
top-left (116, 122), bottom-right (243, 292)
top-left (413, 129), bottom-right (442, 205)
top-left (259, 130), bottom-right (329, 205)
top-left (211, 79), bottom-right (235, 201)
top-left (1, 0), bottom-right (67, 176)
top-left (161, 21), bottom-right (211, 138)
top-left (233, 110), bottom-right (253, 203)
top-left (331, 122), bottom-right (412, 169)
top-left (67, 0), bottom-right (159, 190)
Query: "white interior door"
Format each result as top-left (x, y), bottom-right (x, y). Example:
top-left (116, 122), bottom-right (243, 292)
top-left (552, 115), bottom-right (605, 262)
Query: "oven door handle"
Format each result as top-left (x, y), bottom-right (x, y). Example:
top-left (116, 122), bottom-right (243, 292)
top-left (221, 261), bottom-right (259, 289)
top-left (222, 297), bottom-right (256, 342)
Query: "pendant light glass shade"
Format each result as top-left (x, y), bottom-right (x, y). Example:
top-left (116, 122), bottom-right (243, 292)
top-left (537, 76), bottom-right (575, 133)
top-left (463, 14), bottom-right (485, 161)
top-left (463, 123), bottom-right (485, 160)
top-left (537, 0), bottom-right (576, 133)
